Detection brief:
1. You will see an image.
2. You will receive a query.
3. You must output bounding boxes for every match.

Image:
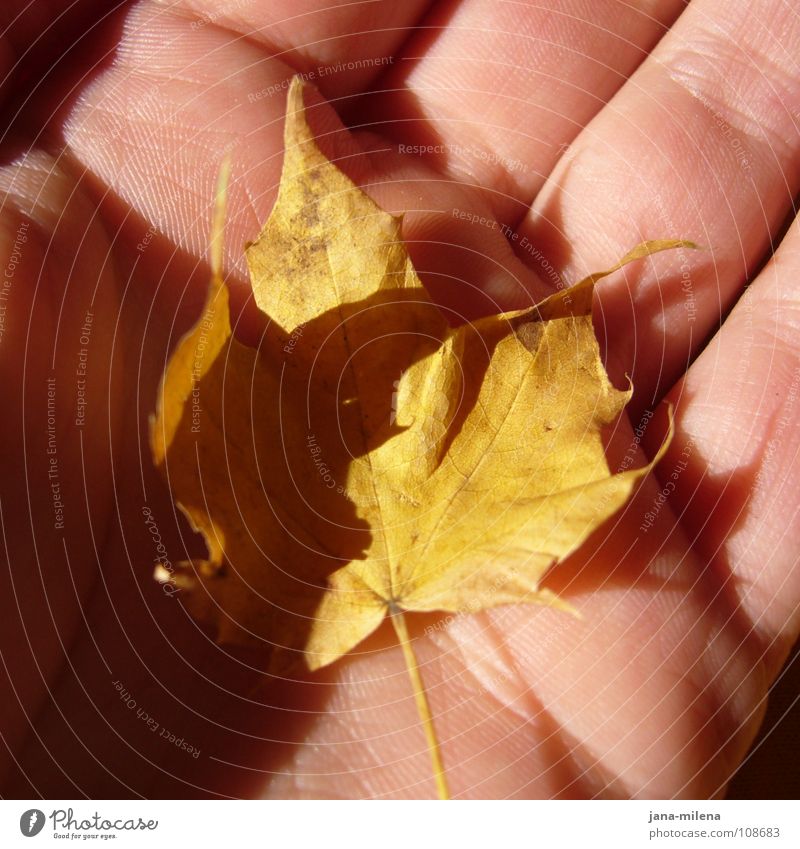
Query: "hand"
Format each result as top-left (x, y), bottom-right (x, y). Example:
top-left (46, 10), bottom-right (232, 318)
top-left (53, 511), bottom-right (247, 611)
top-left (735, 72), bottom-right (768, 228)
top-left (2, 0), bottom-right (798, 799)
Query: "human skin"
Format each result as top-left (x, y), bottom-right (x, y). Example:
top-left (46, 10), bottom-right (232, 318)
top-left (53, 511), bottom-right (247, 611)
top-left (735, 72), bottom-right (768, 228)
top-left (0, 0), bottom-right (799, 798)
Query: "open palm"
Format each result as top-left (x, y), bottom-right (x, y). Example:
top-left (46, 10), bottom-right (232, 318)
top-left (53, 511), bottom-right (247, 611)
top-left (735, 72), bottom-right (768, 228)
top-left (2, 0), bottom-right (799, 798)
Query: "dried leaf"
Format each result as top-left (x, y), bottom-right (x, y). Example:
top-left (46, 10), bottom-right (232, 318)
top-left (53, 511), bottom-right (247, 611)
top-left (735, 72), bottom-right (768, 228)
top-left (151, 77), bottom-right (690, 677)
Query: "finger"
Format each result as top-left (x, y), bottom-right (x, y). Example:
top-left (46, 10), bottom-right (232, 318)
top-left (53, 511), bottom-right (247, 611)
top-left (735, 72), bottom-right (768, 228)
top-left (60, 1), bottom-right (543, 313)
top-left (364, 0), bottom-right (687, 222)
top-left (61, 1), bottom-right (547, 321)
top-left (515, 0), bottom-right (800, 407)
top-left (0, 153), bottom-right (123, 790)
top-left (161, 0), bottom-right (433, 99)
top-left (58, 0), bottom-right (431, 269)
top-left (59, 0), bottom-right (355, 282)
top-left (663, 212), bottom-right (800, 681)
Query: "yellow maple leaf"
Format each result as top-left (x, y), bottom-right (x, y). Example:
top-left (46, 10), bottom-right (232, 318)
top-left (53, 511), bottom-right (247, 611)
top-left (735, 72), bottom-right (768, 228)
top-left (151, 77), bottom-right (693, 798)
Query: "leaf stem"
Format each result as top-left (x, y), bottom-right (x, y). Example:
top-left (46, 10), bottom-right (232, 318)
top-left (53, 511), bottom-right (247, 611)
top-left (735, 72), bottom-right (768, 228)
top-left (389, 605), bottom-right (450, 800)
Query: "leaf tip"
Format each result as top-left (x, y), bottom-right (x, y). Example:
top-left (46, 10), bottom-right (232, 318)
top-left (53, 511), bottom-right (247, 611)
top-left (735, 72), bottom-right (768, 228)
top-left (210, 155), bottom-right (232, 280)
top-left (653, 402), bottom-right (676, 465)
top-left (284, 74), bottom-right (315, 152)
top-left (535, 587), bottom-right (581, 618)
top-left (286, 73), bottom-right (308, 103)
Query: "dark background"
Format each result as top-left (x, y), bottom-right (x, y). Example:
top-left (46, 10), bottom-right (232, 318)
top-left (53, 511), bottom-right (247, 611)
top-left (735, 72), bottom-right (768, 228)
top-left (729, 640), bottom-right (799, 798)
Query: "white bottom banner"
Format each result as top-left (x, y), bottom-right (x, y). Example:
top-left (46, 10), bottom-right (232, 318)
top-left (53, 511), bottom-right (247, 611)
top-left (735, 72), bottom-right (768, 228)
top-left (1, 799), bottom-right (796, 848)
